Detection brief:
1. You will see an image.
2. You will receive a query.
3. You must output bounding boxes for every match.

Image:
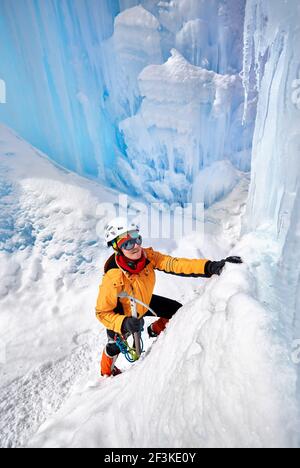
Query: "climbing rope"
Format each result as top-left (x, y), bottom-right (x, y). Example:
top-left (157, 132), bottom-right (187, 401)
top-left (115, 335), bottom-right (144, 363)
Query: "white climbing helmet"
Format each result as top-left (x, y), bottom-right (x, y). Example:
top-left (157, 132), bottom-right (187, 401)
top-left (104, 217), bottom-right (140, 247)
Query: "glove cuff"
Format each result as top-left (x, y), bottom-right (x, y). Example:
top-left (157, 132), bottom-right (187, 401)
top-left (204, 260), bottom-right (213, 278)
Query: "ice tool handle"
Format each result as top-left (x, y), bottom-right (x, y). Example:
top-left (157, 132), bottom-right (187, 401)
top-left (117, 292), bottom-right (158, 317)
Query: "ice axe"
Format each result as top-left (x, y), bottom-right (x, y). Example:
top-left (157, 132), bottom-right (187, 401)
top-left (118, 292), bottom-right (157, 359)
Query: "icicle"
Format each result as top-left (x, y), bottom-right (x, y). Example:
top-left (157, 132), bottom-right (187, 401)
top-left (242, 0), bottom-right (257, 124)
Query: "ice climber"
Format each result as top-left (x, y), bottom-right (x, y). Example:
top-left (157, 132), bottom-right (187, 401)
top-left (96, 217), bottom-right (243, 377)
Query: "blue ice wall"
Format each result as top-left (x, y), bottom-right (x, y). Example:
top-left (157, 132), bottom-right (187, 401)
top-left (0, 0), bottom-right (120, 178)
top-left (0, 0), bottom-right (253, 204)
top-left (243, 0), bottom-right (300, 329)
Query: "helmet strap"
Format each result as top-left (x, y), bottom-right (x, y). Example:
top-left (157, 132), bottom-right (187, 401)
top-left (112, 240), bottom-right (124, 255)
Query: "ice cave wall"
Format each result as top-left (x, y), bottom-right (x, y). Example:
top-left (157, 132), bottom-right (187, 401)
top-left (0, 0), bottom-right (253, 205)
top-left (242, 0), bottom-right (300, 381)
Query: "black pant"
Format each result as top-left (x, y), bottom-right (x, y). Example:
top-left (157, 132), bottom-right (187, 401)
top-left (105, 295), bottom-right (182, 357)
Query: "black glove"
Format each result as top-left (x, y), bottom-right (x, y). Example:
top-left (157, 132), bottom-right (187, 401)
top-left (205, 260), bottom-right (226, 277)
top-left (225, 256), bottom-right (243, 264)
top-left (205, 256), bottom-right (243, 277)
top-left (122, 317), bottom-right (142, 335)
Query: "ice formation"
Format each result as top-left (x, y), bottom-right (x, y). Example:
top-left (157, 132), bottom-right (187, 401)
top-left (243, 0), bottom-right (300, 341)
top-left (0, 0), bottom-right (253, 206)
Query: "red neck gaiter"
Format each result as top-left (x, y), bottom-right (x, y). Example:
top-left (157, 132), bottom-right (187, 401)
top-left (116, 250), bottom-right (147, 275)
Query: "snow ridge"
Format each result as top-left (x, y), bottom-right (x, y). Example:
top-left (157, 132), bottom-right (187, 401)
top-left (28, 262), bottom-right (297, 448)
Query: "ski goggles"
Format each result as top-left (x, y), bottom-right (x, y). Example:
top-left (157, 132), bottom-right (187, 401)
top-left (116, 231), bottom-right (143, 251)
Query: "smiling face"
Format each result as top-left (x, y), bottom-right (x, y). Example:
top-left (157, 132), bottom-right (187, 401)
top-left (121, 244), bottom-right (143, 260)
top-left (117, 231), bottom-right (143, 260)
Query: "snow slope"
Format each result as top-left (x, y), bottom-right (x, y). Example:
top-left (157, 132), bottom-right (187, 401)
top-left (29, 263), bottom-right (297, 448)
top-left (0, 125), bottom-right (111, 383)
top-left (0, 124), bottom-right (298, 448)
top-left (0, 123), bottom-right (220, 447)
top-left (0, 124), bottom-right (116, 447)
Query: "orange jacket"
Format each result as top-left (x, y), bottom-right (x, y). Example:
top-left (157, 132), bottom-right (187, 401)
top-left (95, 247), bottom-right (210, 334)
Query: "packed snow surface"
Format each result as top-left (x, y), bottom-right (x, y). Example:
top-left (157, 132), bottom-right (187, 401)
top-left (0, 125), bottom-right (297, 448)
